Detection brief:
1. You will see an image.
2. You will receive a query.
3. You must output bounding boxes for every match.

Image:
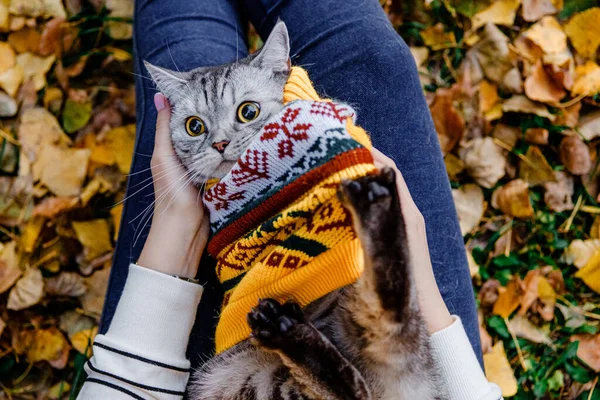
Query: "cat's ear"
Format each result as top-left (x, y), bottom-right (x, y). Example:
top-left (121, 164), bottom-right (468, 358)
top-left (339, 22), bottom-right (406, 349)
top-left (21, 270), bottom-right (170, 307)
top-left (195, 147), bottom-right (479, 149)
top-left (144, 61), bottom-right (187, 101)
top-left (251, 21), bottom-right (290, 74)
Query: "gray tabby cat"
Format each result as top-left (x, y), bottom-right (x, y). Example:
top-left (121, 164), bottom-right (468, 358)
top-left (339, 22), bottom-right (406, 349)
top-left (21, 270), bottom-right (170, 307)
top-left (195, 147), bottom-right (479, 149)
top-left (146, 22), bottom-right (445, 400)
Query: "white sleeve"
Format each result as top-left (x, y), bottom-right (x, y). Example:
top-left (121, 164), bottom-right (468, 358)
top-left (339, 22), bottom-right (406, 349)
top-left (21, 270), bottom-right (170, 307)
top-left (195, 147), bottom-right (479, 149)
top-left (77, 263), bottom-right (203, 400)
top-left (430, 316), bottom-right (503, 400)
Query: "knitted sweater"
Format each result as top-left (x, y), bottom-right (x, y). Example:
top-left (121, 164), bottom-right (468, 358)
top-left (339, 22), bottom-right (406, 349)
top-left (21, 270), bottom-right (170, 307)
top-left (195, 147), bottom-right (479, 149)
top-left (203, 67), bottom-right (376, 353)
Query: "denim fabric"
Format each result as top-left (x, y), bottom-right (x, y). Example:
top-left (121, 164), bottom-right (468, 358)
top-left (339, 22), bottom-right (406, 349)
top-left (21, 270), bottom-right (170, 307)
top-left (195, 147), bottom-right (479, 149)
top-left (102, 0), bottom-right (482, 368)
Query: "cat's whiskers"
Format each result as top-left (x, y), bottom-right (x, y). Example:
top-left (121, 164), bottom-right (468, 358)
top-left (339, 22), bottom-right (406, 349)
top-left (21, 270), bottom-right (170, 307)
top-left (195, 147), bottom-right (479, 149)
top-left (112, 163), bottom-right (182, 208)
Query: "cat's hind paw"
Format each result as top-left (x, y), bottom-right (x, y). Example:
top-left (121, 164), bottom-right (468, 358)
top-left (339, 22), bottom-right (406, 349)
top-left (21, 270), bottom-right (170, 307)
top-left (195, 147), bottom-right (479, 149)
top-left (339, 167), bottom-right (398, 221)
top-left (247, 298), bottom-right (305, 349)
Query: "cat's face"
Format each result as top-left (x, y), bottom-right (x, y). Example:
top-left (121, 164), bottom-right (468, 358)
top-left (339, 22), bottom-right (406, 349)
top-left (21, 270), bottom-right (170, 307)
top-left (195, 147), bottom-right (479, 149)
top-left (145, 22), bottom-right (291, 184)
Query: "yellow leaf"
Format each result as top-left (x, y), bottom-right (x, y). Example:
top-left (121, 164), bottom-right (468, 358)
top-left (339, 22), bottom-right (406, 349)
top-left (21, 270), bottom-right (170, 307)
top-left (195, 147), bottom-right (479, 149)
top-left (420, 23), bottom-right (456, 49)
top-left (575, 248), bottom-right (600, 294)
top-left (492, 179), bottom-right (534, 218)
top-left (70, 326), bottom-right (98, 357)
top-left (493, 279), bottom-right (521, 318)
top-left (564, 7), bottom-right (600, 58)
top-left (524, 16), bottom-right (567, 54)
top-left (105, 0), bottom-right (133, 40)
top-left (18, 107), bottom-right (70, 162)
top-left (47, 381), bottom-right (71, 400)
top-left (22, 327), bottom-right (70, 369)
top-left (32, 145), bottom-right (91, 197)
top-left (21, 216), bottom-right (44, 253)
top-left (538, 276), bottom-right (557, 301)
top-left (82, 266), bottom-right (111, 316)
top-left (471, 0), bottom-right (521, 30)
top-left (0, 241), bottom-right (21, 294)
top-left (0, 41), bottom-right (15, 74)
top-left (519, 146), bottom-right (556, 186)
top-left (572, 61), bottom-right (600, 97)
top-left (8, 0), bottom-right (66, 18)
top-left (0, 2), bottom-right (8, 31)
top-left (562, 239), bottom-right (600, 268)
top-left (483, 341), bottom-right (518, 397)
top-left (479, 80), bottom-right (499, 113)
top-left (452, 184), bottom-right (485, 236)
top-left (16, 52), bottom-right (55, 91)
top-left (104, 124), bottom-right (136, 174)
top-left (72, 219), bottom-right (112, 261)
top-left (0, 63), bottom-right (23, 96)
top-left (8, 28), bottom-right (41, 53)
top-left (409, 46), bottom-right (429, 67)
top-left (502, 95), bottom-right (555, 120)
top-left (7, 268), bottom-right (44, 310)
top-left (111, 203), bottom-right (123, 241)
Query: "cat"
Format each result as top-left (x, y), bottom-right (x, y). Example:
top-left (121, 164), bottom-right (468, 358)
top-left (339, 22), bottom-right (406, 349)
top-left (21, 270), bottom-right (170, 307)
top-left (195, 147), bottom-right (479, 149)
top-left (146, 22), bottom-right (444, 400)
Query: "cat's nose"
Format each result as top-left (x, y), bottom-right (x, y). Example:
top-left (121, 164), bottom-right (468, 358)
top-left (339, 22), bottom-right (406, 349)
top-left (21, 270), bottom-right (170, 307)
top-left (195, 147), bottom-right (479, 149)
top-left (212, 140), bottom-right (230, 153)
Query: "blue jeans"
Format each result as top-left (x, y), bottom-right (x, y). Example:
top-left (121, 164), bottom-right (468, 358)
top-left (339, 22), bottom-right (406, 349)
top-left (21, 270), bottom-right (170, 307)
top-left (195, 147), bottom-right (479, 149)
top-left (102, 0), bottom-right (482, 367)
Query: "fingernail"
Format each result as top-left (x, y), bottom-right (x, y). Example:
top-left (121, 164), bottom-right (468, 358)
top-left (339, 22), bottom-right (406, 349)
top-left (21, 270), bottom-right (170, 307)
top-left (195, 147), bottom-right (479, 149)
top-left (154, 93), bottom-right (166, 111)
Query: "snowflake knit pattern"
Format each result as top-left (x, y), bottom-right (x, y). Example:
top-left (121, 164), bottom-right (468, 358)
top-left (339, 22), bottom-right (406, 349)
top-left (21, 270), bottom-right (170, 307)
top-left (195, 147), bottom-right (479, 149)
top-left (203, 67), bottom-right (376, 353)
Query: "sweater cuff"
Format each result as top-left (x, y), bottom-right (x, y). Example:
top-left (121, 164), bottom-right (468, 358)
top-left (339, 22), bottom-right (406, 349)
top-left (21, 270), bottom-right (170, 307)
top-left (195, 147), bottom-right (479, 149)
top-left (105, 263), bottom-right (203, 362)
top-left (430, 316), bottom-right (502, 400)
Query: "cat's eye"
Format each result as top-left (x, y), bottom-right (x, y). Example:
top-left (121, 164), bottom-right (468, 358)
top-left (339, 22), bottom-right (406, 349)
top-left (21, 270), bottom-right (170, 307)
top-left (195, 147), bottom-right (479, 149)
top-left (237, 101), bottom-right (260, 123)
top-left (185, 116), bottom-right (206, 136)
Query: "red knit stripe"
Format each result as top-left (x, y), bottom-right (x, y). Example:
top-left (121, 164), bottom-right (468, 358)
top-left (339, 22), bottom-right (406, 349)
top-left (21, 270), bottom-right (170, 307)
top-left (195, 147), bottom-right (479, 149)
top-left (207, 148), bottom-right (374, 256)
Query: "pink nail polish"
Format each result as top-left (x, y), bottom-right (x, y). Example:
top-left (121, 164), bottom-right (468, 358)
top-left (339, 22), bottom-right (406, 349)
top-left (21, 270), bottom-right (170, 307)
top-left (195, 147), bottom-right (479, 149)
top-left (154, 93), bottom-right (166, 111)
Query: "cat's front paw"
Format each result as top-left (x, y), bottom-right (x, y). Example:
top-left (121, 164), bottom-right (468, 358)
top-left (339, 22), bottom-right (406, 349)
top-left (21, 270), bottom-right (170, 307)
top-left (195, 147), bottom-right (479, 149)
top-left (247, 298), bottom-right (305, 349)
top-left (339, 167), bottom-right (397, 221)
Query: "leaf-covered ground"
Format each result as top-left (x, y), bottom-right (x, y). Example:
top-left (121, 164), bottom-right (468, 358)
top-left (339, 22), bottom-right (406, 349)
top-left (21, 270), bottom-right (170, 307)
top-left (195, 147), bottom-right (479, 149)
top-left (1, 0), bottom-right (600, 398)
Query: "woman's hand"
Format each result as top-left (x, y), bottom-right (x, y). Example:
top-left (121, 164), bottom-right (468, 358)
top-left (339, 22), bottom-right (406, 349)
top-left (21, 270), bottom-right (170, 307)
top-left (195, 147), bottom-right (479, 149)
top-left (371, 148), bottom-right (454, 334)
top-left (137, 93), bottom-right (210, 279)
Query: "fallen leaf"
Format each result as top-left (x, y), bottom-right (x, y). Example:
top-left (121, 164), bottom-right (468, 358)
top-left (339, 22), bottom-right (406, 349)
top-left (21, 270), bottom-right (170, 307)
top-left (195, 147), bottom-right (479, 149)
top-left (556, 303), bottom-right (586, 329)
top-left (0, 41), bottom-right (16, 74)
top-left (508, 315), bottom-right (553, 345)
top-left (452, 184), bottom-right (485, 235)
top-left (111, 203), bottom-right (123, 240)
top-left (21, 216), bottom-right (44, 252)
top-left (524, 60), bottom-right (566, 103)
top-left (471, 0), bottom-right (521, 30)
top-left (575, 248), bottom-right (600, 293)
top-left (8, 0), bottom-right (67, 18)
top-left (32, 146), bottom-right (91, 197)
top-left (18, 107), bottom-right (70, 161)
top-left (7, 268), bottom-right (44, 310)
top-left (0, 64), bottom-right (24, 96)
top-left (39, 17), bottom-right (75, 56)
top-left (0, 317), bottom-right (5, 337)
top-left (513, 35), bottom-right (543, 63)
top-left (502, 95), bottom-right (555, 120)
top-left (430, 89), bottom-right (464, 154)
top-left (18, 327), bottom-right (71, 369)
top-left (522, 0), bottom-right (559, 21)
top-left (519, 145), bottom-right (556, 186)
top-left (72, 219), bottom-right (112, 261)
top-left (524, 16), bottom-right (567, 54)
top-left (544, 171), bottom-right (574, 212)
top-left (544, 48), bottom-right (575, 91)
top-left (0, 3), bottom-right (8, 31)
top-left (0, 241), bottom-right (21, 293)
top-left (492, 124), bottom-right (521, 149)
top-left (562, 239), bottom-right (600, 268)
top-left (409, 46), bottom-right (429, 67)
top-left (81, 266), bottom-right (110, 317)
top-left (491, 179), bottom-right (534, 218)
top-left (473, 23), bottom-right (514, 84)
top-left (519, 269), bottom-right (542, 316)
top-left (555, 102), bottom-right (581, 128)
top-left (480, 323), bottom-right (493, 354)
top-left (46, 272), bottom-right (87, 297)
top-left (524, 128), bottom-right (549, 145)
top-left (502, 67), bottom-right (524, 93)
top-left (479, 278), bottom-right (501, 307)
top-left (43, 87), bottom-right (63, 114)
top-left (62, 98), bottom-right (92, 133)
top-left (47, 381), bottom-right (71, 400)
top-left (572, 61), bottom-right (600, 97)
top-left (564, 7), bottom-right (600, 58)
top-left (571, 334), bottom-right (600, 371)
top-left (8, 28), bottom-right (41, 53)
top-left (0, 92), bottom-right (17, 117)
top-left (105, 0), bottom-right (133, 39)
top-left (578, 110), bottom-right (600, 141)
top-left (460, 137), bottom-right (507, 188)
top-left (484, 341), bottom-right (519, 397)
top-left (16, 52), bottom-right (55, 91)
top-left (70, 326), bottom-right (97, 357)
top-left (559, 135), bottom-right (591, 176)
top-left (33, 196), bottom-right (78, 218)
top-left (479, 80), bottom-right (499, 113)
top-left (420, 22), bottom-right (456, 49)
top-left (493, 279), bottom-right (521, 318)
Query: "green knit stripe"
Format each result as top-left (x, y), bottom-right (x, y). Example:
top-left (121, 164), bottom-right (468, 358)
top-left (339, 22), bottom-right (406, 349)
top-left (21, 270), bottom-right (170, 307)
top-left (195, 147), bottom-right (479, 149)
top-left (279, 235), bottom-right (329, 257)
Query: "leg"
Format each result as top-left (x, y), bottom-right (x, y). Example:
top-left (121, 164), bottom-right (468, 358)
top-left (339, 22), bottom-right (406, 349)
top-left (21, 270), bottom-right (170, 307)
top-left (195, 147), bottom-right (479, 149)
top-left (242, 0), bottom-right (482, 364)
top-left (248, 299), bottom-right (371, 400)
top-left (100, 0), bottom-right (248, 365)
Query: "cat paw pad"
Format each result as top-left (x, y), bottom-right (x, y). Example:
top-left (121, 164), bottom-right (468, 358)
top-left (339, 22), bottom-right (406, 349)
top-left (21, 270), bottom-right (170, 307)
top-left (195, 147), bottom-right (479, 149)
top-left (247, 298), bottom-right (305, 347)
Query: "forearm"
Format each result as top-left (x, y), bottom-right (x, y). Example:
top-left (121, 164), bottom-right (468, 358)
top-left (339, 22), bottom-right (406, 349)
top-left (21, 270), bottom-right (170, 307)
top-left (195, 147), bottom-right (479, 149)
top-left (78, 264), bottom-right (203, 400)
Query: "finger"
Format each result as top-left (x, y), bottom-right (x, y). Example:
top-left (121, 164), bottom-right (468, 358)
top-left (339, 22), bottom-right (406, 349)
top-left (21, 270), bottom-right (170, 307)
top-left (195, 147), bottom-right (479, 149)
top-left (371, 147), bottom-right (395, 167)
top-left (153, 93), bottom-right (175, 157)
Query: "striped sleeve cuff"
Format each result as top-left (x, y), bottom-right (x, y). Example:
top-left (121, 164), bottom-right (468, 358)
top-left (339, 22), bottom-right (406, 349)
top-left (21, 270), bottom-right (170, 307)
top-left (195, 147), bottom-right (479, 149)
top-left (430, 316), bottom-right (503, 400)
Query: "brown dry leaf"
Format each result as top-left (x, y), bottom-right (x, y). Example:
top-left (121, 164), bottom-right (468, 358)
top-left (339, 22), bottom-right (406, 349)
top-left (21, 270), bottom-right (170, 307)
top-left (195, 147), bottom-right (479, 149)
top-left (430, 89), bottom-right (464, 154)
top-left (420, 22), bottom-right (456, 49)
top-left (519, 269), bottom-right (544, 315)
top-left (46, 272), bottom-right (87, 297)
top-left (473, 23), bottom-right (513, 84)
top-left (479, 80), bottom-right (499, 113)
top-left (575, 248), bottom-right (600, 294)
top-left (452, 184), bottom-right (485, 235)
top-left (479, 278), bottom-right (501, 307)
top-left (513, 35), bottom-right (543, 63)
top-left (9, 0), bottom-right (66, 18)
top-left (492, 124), bottom-right (520, 149)
top-left (8, 28), bottom-right (41, 53)
top-left (32, 146), bottom-right (91, 197)
top-left (82, 266), bottom-right (110, 317)
top-left (508, 315), bottom-right (552, 345)
top-left (72, 219), bottom-right (112, 261)
top-left (409, 47), bottom-right (429, 67)
top-left (555, 102), bottom-right (581, 128)
top-left (0, 317), bottom-right (5, 337)
top-left (483, 341), bottom-right (518, 397)
top-left (7, 268), bottom-right (44, 310)
top-left (480, 322), bottom-right (493, 354)
top-left (18, 107), bottom-right (70, 161)
top-left (519, 145), bottom-right (556, 186)
top-left (522, 0), bottom-right (558, 21)
top-left (16, 52), bottom-right (55, 91)
top-left (70, 326), bottom-right (97, 357)
top-left (105, 0), bottom-right (133, 39)
top-left (471, 0), bottom-right (521, 30)
top-left (524, 128), bottom-right (549, 145)
top-left (33, 196), bottom-right (78, 218)
top-left (459, 137), bottom-right (507, 188)
top-left (0, 241), bottom-right (21, 293)
top-left (524, 16), bottom-right (567, 54)
top-left (493, 279), bottom-right (521, 318)
top-left (0, 64), bottom-right (24, 96)
top-left (572, 61), bottom-right (600, 97)
top-left (571, 334), bottom-right (600, 372)
top-left (564, 7), bottom-right (600, 59)
top-left (524, 60), bottom-right (566, 103)
top-left (491, 179), bottom-right (534, 218)
top-left (579, 110), bottom-right (600, 141)
top-left (502, 95), bottom-right (555, 120)
top-left (544, 48), bottom-right (575, 91)
top-left (543, 171), bottom-right (574, 212)
top-left (0, 41), bottom-right (16, 74)
top-left (559, 135), bottom-right (591, 176)
top-left (39, 17), bottom-right (75, 56)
